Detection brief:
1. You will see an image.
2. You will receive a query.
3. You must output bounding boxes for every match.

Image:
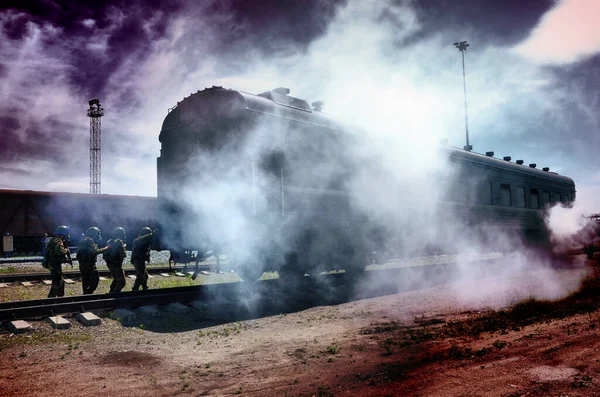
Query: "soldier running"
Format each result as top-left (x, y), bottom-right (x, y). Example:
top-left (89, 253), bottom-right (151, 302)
top-left (76, 226), bottom-right (108, 295)
top-left (44, 225), bottom-right (73, 298)
top-left (103, 227), bottom-right (127, 293)
top-left (131, 227), bottom-right (153, 291)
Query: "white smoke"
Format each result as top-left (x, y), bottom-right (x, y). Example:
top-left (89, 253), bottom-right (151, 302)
top-left (149, 0), bottom-right (599, 309)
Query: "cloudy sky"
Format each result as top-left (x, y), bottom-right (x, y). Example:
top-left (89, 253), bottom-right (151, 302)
top-left (0, 0), bottom-right (598, 212)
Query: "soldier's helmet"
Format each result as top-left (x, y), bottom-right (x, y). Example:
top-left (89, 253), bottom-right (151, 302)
top-left (55, 225), bottom-right (70, 240)
top-left (140, 227), bottom-right (153, 236)
top-left (113, 227), bottom-right (126, 241)
top-left (85, 226), bottom-right (102, 243)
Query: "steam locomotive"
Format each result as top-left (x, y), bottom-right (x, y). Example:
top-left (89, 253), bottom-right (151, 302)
top-left (156, 86), bottom-right (576, 280)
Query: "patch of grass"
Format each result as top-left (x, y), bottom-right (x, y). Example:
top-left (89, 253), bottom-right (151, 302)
top-left (378, 338), bottom-right (394, 355)
top-left (325, 344), bottom-right (340, 355)
top-left (315, 385), bottom-right (334, 397)
top-left (0, 331), bottom-right (91, 352)
top-left (0, 266), bottom-right (18, 274)
top-left (572, 375), bottom-right (594, 388)
top-left (492, 340), bottom-right (507, 349)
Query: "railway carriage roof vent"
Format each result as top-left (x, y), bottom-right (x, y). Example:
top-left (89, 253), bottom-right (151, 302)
top-left (503, 156), bottom-right (511, 161)
top-left (529, 163), bottom-right (537, 168)
top-left (485, 151), bottom-right (494, 157)
top-left (543, 167), bottom-right (550, 172)
top-left (258, 87), bottom-right (312, 111)
top-left (516, 160), bottom-right (524, 165)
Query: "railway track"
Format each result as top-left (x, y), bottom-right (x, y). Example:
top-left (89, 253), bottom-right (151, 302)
top-left (0, 264), bottom-right (210, 284)
top-left (0, 282), bottom-right (239, 322)
top-left (0, 254), bottom-right (511, 323)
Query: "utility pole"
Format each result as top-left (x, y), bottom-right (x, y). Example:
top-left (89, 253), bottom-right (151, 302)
top-left (87, 99), bottom-right (104, 194)
top-left (453, 41), bottom-right (472, 151)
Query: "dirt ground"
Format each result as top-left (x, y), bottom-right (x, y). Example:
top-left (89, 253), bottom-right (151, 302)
top-left (1, 257), bottom-right (599, 397)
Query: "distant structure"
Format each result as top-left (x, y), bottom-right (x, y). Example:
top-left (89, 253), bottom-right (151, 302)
top-left (87, 99), bottom-right (104, 194)
top-left (453, 40), bottom-right (471, 151)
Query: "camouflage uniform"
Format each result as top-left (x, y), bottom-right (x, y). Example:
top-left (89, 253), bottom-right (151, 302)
top-left (103, 238), bottom-right (127, 293)
top-left (131, 233), bottom-right (152, 290)
top-left (45, 237), bottom-right (72, 298)
top-left (76, 237), bottom-right (106, 294)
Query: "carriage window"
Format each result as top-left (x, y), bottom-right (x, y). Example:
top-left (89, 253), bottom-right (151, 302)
top-left (516, 187), bottom-right (526, 208)
top-left (530, 189), bottom-right (540, 209)
top-left (542, 191), bottom-right (550, 205)
top-left (478, 181), bottom-right (492, 204)
top-left (500, 184), bottom-right (511, 206)
top-left (554, 192), bottom-right (562, 203)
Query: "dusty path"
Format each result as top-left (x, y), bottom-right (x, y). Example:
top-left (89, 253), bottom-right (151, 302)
top-left (1, 257), bottom-right (599, 396)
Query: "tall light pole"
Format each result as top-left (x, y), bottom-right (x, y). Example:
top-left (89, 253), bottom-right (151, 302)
top-left (453, 40), bottom-right (471, 151)
top-left (87, 99), bottom-right (104, 194)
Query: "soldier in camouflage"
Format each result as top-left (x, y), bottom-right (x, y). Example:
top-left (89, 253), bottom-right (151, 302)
top-left (131, 227), bottom-right (153, 291)
top-left (76, 226), bottom-right (108, 295)
top-left (103, 227), bottom-right (127, 293)
top-left (44, 225), bottom-right (73, 298)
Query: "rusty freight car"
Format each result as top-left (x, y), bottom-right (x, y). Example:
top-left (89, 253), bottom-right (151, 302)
top-left (0, 189), bottom-right (156, 254)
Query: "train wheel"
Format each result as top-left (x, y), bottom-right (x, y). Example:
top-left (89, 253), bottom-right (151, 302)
top-left (235, 265), bottom-right (264, 282)
top-left (278, 253), bottom-right (308, 282)
top-left (342, 249), bottom-right (367, 279)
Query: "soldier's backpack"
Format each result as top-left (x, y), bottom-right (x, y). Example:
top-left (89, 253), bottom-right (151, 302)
top-left (76, 238), bottom-right (96, 262)
top-left (103, 239), bottom-right (124, 263)
top-left (43, 237), bottom-right (60, 269)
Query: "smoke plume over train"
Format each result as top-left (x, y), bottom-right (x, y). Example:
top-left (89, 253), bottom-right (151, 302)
top-left (150, 1), bottom-right (597, 312)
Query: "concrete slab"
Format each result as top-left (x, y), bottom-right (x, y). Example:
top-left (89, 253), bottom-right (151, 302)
top-left (21, 281), bottom-right (33, 287)
top-left (0, 283), bottom-right (8, 288)
top-left (127, 275), bottom-right (137, 279)
top-left (200, 271), bottom-right (211, 275)
top-left (159, 273), bottom-right (171, 277)
top-left (99, 276), bottom-right (108, 281)
top-left (75, 312), bottom-right (101, 326)
top-left (137, 305), bottom-right (159, 316)
top-left (164, 302), bottom-right (190, 314)
top-left (186, 271), bottom-right (196, 276)
top-left (147, 274), bottom-right (154, 278)
top-left (64, 279), bottom-right (75, 284)
top-left (47, 316), bottom-right (71, 329)
top-left (174, 272), bottom-right (186, 277)
top-left (109, 308), bottom-right (136, 323)
top-left (7, 320), bottom-right (32, 333)
top-left (42, 280), bottom-right (52, 285)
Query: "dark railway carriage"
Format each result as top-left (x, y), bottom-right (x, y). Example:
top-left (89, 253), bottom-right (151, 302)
top-left (440, 149), bottom-right (575, 251)
top-left (0, 189), bottom-right (157, 253)
top-left (157, 86), bottom-right (576, 280)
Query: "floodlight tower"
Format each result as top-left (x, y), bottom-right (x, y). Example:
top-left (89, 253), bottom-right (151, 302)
top-left (87, 99), bottom-right (104, 194)
top-left (453, 40), bottom-right (471, 151)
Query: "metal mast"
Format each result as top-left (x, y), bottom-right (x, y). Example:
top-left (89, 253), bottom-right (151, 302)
top-left (453, 40), bottom-right (471, 151)
top-left (87, 99), bottom-right (104, 194)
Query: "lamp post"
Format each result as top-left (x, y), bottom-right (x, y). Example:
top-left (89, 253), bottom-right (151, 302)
top-left (453, 40), bottom-right (471, 151)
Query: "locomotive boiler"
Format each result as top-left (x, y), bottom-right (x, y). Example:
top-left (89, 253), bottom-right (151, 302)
top-left (156, 86), bottom-right (576, 280)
